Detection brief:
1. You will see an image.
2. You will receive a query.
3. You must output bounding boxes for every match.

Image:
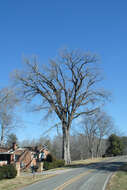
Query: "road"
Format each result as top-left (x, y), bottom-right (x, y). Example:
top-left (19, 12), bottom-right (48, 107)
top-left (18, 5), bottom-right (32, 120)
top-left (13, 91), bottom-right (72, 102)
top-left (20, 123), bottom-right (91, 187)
top-left (20, 156), bottom-right (127, 190)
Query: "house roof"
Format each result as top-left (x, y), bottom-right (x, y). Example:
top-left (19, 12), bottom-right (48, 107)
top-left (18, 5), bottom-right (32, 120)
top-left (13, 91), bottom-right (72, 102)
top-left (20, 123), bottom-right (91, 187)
top-left (0, 152), bottom-right (12, 154)
top-left (0, 147), bottom-right (9, 152)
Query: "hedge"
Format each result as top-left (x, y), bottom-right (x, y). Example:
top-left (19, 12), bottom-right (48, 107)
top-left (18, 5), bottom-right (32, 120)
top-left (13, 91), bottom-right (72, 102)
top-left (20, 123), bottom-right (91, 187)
top-left (43, 159), bottom-right (65, 170)
top-left (0, 164), bottom-right (17, 180)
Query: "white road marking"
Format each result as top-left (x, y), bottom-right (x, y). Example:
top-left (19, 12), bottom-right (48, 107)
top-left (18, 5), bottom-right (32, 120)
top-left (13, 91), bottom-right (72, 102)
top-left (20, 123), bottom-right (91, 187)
top-left (102, 173), bottom-right (112, 190)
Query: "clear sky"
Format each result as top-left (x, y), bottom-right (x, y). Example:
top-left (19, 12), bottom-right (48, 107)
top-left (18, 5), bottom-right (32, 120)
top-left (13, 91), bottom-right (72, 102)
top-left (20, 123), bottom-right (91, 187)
top-left (0, 0), bottom-right (127, 141)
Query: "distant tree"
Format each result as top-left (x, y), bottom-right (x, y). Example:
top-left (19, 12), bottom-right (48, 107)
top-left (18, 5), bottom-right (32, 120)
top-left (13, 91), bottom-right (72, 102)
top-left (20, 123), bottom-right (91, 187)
top-left (51, 135), bottom-right (62, 159)
top-left (120, 136), bottom-right (127, 155)
top-left (82, 114), bottom-right (99, 159)
top-left (38, 136), bottom-right (49, 146)
top-left (12, 49), bottom-right (109, 164)
top-left (81, 110), bottom-right (114, 158)
top-left (94, 111), bottom-right (114, 157)
top-left (106, 134), bottom-right (124, 156)
top-left (70, 134), bottom-right (89, 160)
top-left (0, 88), bottom-right (19, 146)
top-left (19, 139), bottom-right (37, 147)
top-left (20, 136), bottom-right (51, 149)
top-left (6, 133), bottom-right (18, 148)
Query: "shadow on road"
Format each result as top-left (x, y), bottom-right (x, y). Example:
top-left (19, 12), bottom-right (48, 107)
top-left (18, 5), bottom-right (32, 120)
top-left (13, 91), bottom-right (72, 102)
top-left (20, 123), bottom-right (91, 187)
top-left (66, 160), bottom-right (127, 173)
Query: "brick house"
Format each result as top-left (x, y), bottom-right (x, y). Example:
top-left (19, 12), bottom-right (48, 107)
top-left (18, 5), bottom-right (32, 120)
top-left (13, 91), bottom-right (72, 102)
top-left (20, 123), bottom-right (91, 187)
top-left (0, 143), bottom-right (50, 170)
top-left (0, 147), bottom-right (12, 166)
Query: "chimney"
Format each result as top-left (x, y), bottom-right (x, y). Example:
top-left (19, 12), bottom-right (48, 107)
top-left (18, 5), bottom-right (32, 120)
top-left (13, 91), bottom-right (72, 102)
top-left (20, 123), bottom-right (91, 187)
top-left (12, 142), bottom-right (17, 151)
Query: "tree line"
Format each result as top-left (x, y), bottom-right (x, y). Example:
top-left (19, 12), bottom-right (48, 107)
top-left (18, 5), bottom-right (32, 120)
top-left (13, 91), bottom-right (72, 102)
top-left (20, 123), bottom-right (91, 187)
top-left (18, 133), bottom-right (126, 160)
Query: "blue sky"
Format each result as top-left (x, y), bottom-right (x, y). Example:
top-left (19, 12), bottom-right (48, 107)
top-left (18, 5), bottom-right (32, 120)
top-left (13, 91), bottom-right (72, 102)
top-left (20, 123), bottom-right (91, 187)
top-left (0, 0), bottom-right (127, 141)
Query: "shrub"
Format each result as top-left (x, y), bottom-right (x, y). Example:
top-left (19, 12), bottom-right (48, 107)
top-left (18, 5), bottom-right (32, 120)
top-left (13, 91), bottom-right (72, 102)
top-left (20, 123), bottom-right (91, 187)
top-left (106, 134), bottom-right (124, 156)
top-left (45, 154), bottom-right (53, 162)
top-left (43, 159), bottom-right (65, 170)
top-left (0, 164), bottom-right (17, 180)
top-left (54, 160), bottom-right (65, 167)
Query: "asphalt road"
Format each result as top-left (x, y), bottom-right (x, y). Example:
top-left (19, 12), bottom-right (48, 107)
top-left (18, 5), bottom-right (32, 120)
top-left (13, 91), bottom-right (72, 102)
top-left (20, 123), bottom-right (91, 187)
top-left (20, 156), bottom-right (127, 190)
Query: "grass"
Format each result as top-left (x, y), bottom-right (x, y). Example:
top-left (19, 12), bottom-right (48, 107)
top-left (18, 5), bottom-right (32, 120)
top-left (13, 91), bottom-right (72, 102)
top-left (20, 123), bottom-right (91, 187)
top-left (71, 157), bottom-right (108, 165)
top-left (66, 157), bottom-right (108, 168)
top-left (106, 164), bottom-right (127, 190)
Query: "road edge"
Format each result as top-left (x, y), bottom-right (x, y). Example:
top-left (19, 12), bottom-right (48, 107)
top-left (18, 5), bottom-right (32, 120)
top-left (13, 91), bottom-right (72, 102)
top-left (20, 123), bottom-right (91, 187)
top-left (102, 173), bottom-right (113, 190)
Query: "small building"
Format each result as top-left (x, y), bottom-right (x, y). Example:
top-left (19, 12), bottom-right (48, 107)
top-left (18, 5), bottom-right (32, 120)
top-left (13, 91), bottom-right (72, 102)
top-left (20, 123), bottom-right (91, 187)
top-left (0, 143), bottom-right (50, 170)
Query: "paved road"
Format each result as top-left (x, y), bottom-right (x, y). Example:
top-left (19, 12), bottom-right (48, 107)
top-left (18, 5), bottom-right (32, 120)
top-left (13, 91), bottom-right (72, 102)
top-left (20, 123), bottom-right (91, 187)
top-left (20, 156), bottom-right (127, 190)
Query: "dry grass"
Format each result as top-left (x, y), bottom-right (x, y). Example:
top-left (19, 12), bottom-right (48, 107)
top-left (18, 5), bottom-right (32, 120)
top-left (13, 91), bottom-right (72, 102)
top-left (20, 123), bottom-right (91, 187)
top-left (71, 157), bottom-right (108, 165)
top-left (106, 164), bottom-right (127, 190)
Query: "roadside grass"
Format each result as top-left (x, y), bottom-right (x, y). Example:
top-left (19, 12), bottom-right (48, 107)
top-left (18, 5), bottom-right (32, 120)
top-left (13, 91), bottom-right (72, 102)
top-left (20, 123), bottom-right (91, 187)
top-left (71, 157), bottom-right (107, 165)
top-left (67, 157), bottom-right (108, 168)
top-left (0, 174), bottom-right (57, 190)
top-left (106, 164), bottom-right (127, 190)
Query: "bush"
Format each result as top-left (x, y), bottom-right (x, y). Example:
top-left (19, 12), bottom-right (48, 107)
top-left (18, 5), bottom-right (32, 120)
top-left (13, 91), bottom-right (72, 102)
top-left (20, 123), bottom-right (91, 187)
top-left (45, 154), bottom-right (53, 162)
top-left (43, 159), bottom-right (65, 170)
top-left (0, 164), bottom-right (17, 180)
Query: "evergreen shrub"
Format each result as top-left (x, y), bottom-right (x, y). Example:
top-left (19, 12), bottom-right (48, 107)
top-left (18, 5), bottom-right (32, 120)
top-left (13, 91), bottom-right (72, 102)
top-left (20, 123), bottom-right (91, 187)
top-left (0, 164), bottom-right (17, 180)
top-left (43, 159), bottom-right (65, 170)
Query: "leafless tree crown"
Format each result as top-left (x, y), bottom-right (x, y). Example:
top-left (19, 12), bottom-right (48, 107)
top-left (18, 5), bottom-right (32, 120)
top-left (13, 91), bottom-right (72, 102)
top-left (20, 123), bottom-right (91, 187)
top-left (12, 49), bottom-right (109, 127)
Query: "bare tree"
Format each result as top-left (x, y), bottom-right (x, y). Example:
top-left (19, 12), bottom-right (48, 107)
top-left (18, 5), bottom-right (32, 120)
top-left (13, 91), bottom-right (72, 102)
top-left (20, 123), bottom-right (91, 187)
top-left (19, 139), bottom-right (36, 147)
top-left (50, 135), bottom-right (62, 159)
top-left (6, 133), bottom-right (18, 148)
top-left (81, 110), bottom-right (114, 158)
top-left (12, 49), bottom-right (109, 164)
top-left (70, 134), bottom-right (88, 160)
top-left (0, 88), bottom-right (19, 146)
top-left (81, 115), bottom-right (97, 159)
top-left (95, 111), bottom-right (114, 157)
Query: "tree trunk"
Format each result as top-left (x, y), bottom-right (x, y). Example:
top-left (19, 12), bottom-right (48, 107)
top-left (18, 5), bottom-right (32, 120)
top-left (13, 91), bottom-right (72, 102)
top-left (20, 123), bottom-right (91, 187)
top-left (90, 147), bottom-right (94, 159)
top-left (96, 138), bottom-right (102, 157)
top-left (62, 124), bottom-right (71, 165)
top-left (0, 124), bottom-right (4, 146)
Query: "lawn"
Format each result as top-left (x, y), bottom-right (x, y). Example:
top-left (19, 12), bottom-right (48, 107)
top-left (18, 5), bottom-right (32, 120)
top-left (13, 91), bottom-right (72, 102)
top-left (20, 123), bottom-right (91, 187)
top-left (71, 157), bottom-right (108, 165)
top-left (106, 164), bottom-right (127, 190)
